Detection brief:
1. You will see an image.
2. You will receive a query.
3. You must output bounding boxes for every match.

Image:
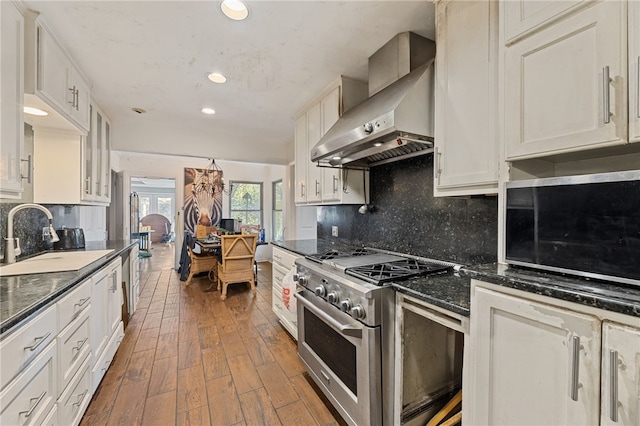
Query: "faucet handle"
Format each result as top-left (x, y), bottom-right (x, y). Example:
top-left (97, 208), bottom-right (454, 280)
top-left (14, 238), bottom-right (21, 257)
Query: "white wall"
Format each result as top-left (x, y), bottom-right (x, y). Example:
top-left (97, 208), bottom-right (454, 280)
top-left (112, 151), bottom-right (287, 267)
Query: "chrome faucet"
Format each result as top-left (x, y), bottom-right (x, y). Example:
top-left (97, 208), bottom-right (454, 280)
top-left (4, 203), bottom-right (60, 264)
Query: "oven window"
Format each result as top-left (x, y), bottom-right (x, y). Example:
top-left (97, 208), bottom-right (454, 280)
top-left (304, 309), bottom-right (357, 395)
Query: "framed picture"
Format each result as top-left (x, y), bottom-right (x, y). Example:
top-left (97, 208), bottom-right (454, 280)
top-left (184, 167), bottom-right (223, 234)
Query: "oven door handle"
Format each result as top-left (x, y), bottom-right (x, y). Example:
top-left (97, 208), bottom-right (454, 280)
top-left (295, 292), bottom-right (363, 338)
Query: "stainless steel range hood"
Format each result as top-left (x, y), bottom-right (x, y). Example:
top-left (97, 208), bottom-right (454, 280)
top-left (311, 32), bottom-right (435, 168)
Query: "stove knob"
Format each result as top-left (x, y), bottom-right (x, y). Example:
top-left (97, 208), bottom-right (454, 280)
top-left (314, 286), bottom-right (326, 297)
top-left (340, 299), bottom-right (352, 313)
top-left (293, 273), bottom-right (307, 285)
top-left (350, 305), bottom-right (366, 320)
top-left (327, 292), bottom-right (338, 303)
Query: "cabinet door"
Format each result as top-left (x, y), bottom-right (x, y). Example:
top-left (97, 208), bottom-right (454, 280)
top-left (294, 114), bottom-right (307, 204)
top-left (1, 1), bottom-right (25, 197)
top-left (94, 109), bottom-right (104, 199)
top-left (630, 1), bottom-right (640, 143)
top-left (470, 286), bottom-right (601, 425)
top-left (306, 103), bottom-right (322, 203)
top-left (90, 270), bottom-right (108, 366)
top-left (434, 0), bottom-right (498, 196)
top-left (503, 0), bottom-right (588, 44)
top-left (67, 67), bottom-right (91, 132)
top-left (37, 25), bottom-right (70, 114)
top-left (321, 87), bottom-right (342, 202)
top-left (601, 321), bottom-right (640, 426)
top-left (505, 1), bottom-right (627, 160)
top-left (106, 261), bottom-right (123, 336)
top-left (102, 119), bottom-right (111, 201)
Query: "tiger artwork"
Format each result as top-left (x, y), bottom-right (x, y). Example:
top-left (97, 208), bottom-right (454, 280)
top-left (183, 167), bottom-right (223, 234)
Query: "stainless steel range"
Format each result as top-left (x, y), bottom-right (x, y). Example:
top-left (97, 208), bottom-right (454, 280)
top-left (294, 247), bottom-right (454, 426)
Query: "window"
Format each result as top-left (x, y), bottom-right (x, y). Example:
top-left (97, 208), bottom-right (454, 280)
top-left (272, 180), bottom-right (283, 241)
top-left (230, 182), bottom-right (263, 227)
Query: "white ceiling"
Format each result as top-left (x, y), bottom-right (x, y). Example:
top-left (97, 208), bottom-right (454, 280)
top-left (23, 1), bottom-right (435, 165)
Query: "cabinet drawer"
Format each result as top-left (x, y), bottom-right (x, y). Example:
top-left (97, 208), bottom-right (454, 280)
top-left (0, 340), bottom-right (57, 426)
top-left (272, 262), bottom-right (290, 286)
top-left (57, 278), bottom-right (91, 331)
top-left (272, 247), bottom-right (298, 269)
top-left (58, 307), bottom-right (91, 395)
top-left (58, 356), bottom-right (91, 426)
top-left (0, 305), bottom-right (57, 390)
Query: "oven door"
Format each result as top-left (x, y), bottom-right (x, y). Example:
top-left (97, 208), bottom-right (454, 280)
top-left (295, 288), bottom-right (382, 426)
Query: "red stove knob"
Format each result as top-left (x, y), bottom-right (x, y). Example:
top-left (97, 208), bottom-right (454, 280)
top-left (314, 286), bottom-right (326, 297)
top-left (350, 305), bottom-right (365, 320)
top-left (340, 299), bottom-right (352, 312)
top-left (327, 292), bottom-right (338, 303)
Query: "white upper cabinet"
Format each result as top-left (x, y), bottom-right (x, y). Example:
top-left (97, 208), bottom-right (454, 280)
top-left (434, 0), bottom-right (499, 196)
top-left (294, 77), bottom-right (368, 206)
top-left (24, 12), bottom-right (91, 134)
top-left (1, 1), bottom-right (26, 199)
top-left (504, 1), bottom-right (629, 160)
top-left (630, 0), bottom-right (640, 143)
top-left (503, 0), bottom-right (590, 44)
top-left (82, 101), bottom-right (111, 204)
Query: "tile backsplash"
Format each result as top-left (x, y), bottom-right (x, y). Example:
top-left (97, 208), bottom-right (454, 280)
top-left (317, 154), bottom-right (498, 265)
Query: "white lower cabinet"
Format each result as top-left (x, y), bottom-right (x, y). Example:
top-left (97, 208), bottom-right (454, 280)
top-left (468, 280), bottom-right (640, 426)
top-left (271, 246), bottom-right (299, 339)
top-left (57, 357), bottom-right (91, 426)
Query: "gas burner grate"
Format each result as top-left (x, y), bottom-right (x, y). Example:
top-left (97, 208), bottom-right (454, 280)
top-left (306, 248), bottom-right (370, 263)
top-left (345, 258), bottom-right (452, 284)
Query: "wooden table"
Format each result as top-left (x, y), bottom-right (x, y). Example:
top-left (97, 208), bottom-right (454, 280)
top-left (195, 239), bottom-right (267, 285)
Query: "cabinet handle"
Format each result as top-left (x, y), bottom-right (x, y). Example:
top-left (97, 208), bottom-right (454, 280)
top-left (19, 391), bottom-right (46, 418)
top-left (69, 86), bottom-right (76, 107)
top-left (332, 175), bottom-right (338, 193)
top-left (637, 56), bottom-right (640, 118)
top-left (315, 180), bottom-right (320, 196)
top-left (435, 147), bottom-right (442, 179)
top-left (85, 177), bottom-right (91, 194)
top-left (21, 155), bottom-right (32, 183)
top-left (570, 336), bottom-right (582, 401)
top-left (75, 297), bottom-right (90, 307)
top-left (609, 350), bottom-right (619, 422)
top-left (300, 183), bottom-right (305, 197)
top-left (72, 389), bottom-right (89, 407)
top-left (73, 337), bottom-right (89, 352)
top-left (75, 88), bottom-right (80, 111)
top-left (23, 332), bottom-right (51, 352)
top-left (603, 66), bottom-right (612, 124)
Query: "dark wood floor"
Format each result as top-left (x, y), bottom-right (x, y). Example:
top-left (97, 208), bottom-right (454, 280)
top-left (80, 243), bottom-right (344, 426)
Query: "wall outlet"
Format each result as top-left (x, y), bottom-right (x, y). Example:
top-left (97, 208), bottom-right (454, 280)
top-left (331, 226), bottom-right (338, 237)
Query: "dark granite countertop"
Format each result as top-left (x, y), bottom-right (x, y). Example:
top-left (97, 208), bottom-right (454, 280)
top-left (273, 239), bottom-right (640, 319)
top-left (1, 240), bottom-right (137, 336)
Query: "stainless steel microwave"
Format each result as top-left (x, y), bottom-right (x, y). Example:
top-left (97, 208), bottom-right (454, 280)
top-left (505, 170), bottom-right (640, 286)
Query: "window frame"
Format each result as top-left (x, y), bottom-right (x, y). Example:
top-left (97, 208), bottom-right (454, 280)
top-left (272, 179), bottom-right (283, 241)
top-left (228, 181), bottom-right (263, 228)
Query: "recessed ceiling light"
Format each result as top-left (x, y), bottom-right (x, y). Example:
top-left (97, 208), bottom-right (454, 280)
top-left (207, 72), bottom-right (227, 84)
top-left (373, 142), bottom-right (383, 147)
top-left (24, 106), bottom-right (48, 116)
top-left (221, 0), bottom-right (249, 21)
top-left (332, 156), bottom-right (342, 160)
top-left (201, 107), bottom-right (216, 115)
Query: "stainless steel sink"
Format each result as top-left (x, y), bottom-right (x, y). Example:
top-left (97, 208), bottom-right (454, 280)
top-left (0, 250), bottom-right (114, 277)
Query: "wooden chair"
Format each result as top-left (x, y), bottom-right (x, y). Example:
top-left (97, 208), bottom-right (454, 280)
top-left (186, 245), bottom-right (218, 285)
top-left (217, 234), bottom-right (257, 300)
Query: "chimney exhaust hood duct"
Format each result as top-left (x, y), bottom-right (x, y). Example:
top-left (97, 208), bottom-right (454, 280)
top-left (311, 32), bottom-right (436, 168)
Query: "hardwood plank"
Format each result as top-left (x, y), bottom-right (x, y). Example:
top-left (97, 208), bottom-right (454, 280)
top-left (79, 410), bottom-right (111, 426)
top-left (156, 331), bottom-right (179, 360)
top-left (163, 303), bottom-right (180, 319)
top-left (134, 327), bottom-right (160, 352)
top-left (160, 316), bottom-right (180, 335)
top-left (256, 362), bottom-right (299, 408)
top-left (178, 338), bottom-right (202, 369)
top-left (176, 405), bottom-right (210, 426)
top-left (205, 375), bottom-right (245, 425)
top-left (142, 311), bottom-right (163, 330)
top-left (142, 390), bottom-right (177, 426)
top-left (83, 376), bottom-right (120, 417)
top-left (179, 320), bottom-right (200, 342)
top-left (221, 336), bottom-right (247, 358)
top-left (106, 379), bottom-right (149, 426)
top-left (201, 346), bottom-right (230, 381)
top-left (122, 348), bottom-right (155, 386)
top-left (147, 300), bottom-right (165, 313)
top-left (148, 355), bottom-right (178, 396)
top-left (290, 374), bottom-right (343, 426)
top-left (177, 365), bottom-right (208, 413)
top-left (238, 388), bottom-right (282, 426)
top-left (270, 341), bottom-right (307, 378)
top-left (277, 400), bottom-right (318, 426)
top-left (227, 354), bottom-right (263, 394)
top-left (244, 337), bottom-right (276, 367)
top-left (198, 325), bottom-right (221, 349)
